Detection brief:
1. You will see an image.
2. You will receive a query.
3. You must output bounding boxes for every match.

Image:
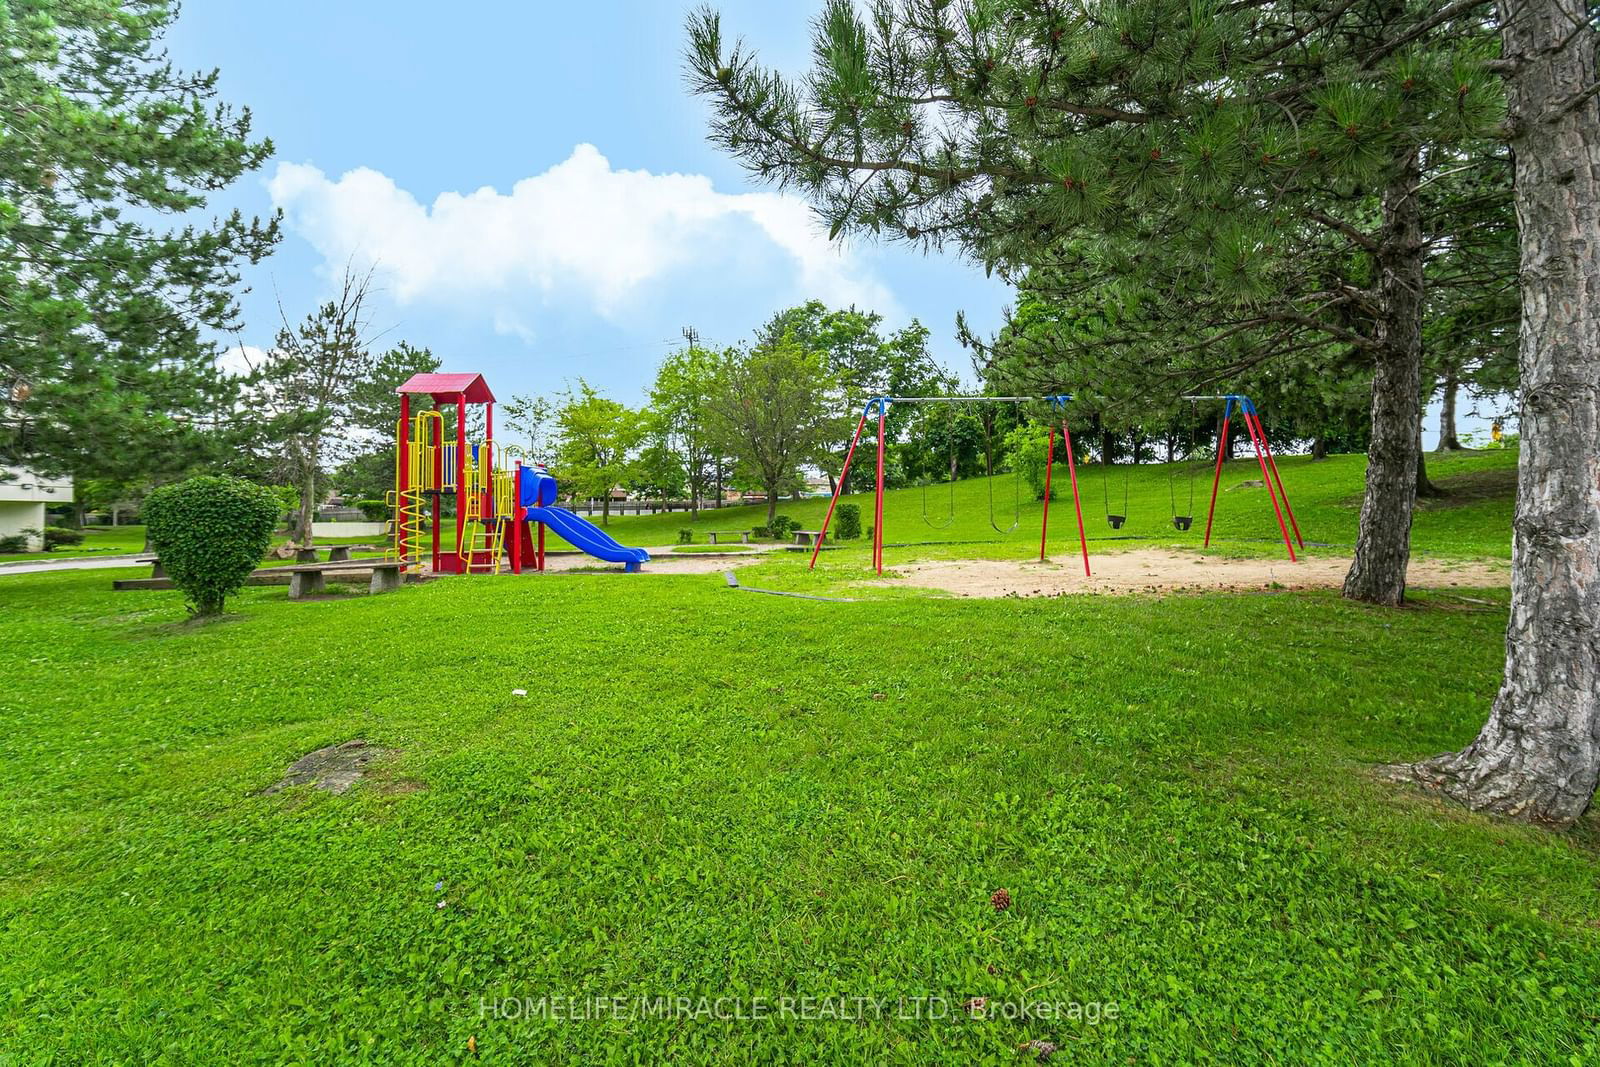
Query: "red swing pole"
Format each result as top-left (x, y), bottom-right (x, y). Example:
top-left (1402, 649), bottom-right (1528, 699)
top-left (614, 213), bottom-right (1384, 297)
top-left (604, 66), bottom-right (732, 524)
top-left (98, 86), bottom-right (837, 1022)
top-left (1202, 399), bottom-right (1232, 548)
top-left (809, 406), bottom-right (869, 570)
top-left (874, 402), bottom-right (887, 574)
top-left (1060, 417), bottom-right (1091, 577)
top-left (1039, 425), bottom-right (1055, 561)
top-left (1250, 412), bottom-right (1303, 548)
top-left (1241, 399), bottom-right (1296, 561)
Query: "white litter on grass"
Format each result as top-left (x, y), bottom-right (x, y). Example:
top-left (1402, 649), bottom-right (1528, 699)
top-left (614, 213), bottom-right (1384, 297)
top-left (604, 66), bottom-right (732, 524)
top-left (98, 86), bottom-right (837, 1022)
top-left (512, 689), bottom-right (527, 697)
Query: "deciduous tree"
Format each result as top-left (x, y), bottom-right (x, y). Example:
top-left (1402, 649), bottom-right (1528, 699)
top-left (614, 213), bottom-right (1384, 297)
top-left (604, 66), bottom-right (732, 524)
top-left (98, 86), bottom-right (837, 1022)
top-left (553, 381), bottom-right (645, 526)
top-left (706, 335), bottom-right (837, 526)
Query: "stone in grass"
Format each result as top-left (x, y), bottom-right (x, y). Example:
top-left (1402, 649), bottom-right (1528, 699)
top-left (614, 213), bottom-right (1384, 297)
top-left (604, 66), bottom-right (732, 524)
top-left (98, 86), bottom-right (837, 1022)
top-left (262, 739), bottom-right (392, 795)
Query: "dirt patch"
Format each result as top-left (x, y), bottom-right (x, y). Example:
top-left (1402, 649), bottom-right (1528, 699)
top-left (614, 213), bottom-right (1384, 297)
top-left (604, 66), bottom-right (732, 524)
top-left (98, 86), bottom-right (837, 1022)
top-left (262, 740), bottom-right (394, 795)
top-left (537, 546), bottom-right (775, 576)
top-left (863, 549), bottom-right (1508, 598)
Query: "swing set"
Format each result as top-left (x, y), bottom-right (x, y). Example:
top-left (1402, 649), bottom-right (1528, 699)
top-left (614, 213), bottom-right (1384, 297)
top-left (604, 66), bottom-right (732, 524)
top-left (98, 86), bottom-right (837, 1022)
top-left (809, 395), bottom-right (1093, 576)
top-left (806, 392), bottom-right (1303, 576)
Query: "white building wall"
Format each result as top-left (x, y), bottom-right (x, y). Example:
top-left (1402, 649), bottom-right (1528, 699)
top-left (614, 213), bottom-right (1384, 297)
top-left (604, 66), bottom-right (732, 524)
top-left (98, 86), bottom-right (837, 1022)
top-left (0, 501), bottom-right (46, 549)
top-left (0, 468), bottom-right (74, 551)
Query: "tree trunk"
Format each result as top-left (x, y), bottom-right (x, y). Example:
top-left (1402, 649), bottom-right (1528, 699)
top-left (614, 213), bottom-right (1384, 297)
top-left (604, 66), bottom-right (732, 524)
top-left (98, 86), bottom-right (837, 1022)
top-left (1312, 436), bottom-right (1328, 461)
top-left (1406, 0), bottom-right (1600, 827)
top-left (1416, 418), bottom-right (1444, 499)
top-left (1437, 365), bottom-right (1464, 451)
top-left (765, 488), bottom-right (778, 527)
top-left (601, 492), bottom-right (611, 526)
top-left (1343, 151), bottom-right (1424, 607)
top-left (295, 459), bottom-right (317, 545)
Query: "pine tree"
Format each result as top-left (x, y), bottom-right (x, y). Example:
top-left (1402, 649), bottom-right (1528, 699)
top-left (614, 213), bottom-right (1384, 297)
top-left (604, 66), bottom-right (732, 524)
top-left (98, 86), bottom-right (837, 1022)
top-left (0, 1), bottom-right (279, 481)
top-left (686, 0), bottom-right (1505, 604)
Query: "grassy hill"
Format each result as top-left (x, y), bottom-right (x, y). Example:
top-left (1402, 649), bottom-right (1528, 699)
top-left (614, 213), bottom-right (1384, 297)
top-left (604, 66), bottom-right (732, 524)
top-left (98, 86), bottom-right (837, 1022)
top-left (590, 447), bottom-right (1518, 560)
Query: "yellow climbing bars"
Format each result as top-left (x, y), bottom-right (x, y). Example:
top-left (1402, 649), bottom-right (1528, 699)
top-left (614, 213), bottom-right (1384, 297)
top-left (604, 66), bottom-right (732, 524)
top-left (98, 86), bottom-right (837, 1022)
top-left (390, 411), bottom-right (445, 570)
top-left (456, 445), bottom-right (517, 574)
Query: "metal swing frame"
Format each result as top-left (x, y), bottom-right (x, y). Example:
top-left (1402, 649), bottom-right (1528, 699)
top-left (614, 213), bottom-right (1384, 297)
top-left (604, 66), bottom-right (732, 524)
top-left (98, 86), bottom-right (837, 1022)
top-left (809, 395), bottom-right (1091, 577)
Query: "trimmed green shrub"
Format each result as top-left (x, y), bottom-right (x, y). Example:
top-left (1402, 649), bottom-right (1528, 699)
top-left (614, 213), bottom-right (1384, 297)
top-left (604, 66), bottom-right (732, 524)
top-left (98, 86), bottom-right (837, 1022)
top-left (769, 514), bottom-right (797, 540)
top-left (677, 528), bottom-right (693, 544)
top-left (751, 525), bottom-right (771, 540)
top-left (43, 526), bottom-right (85, 550)
top-left (144, 476), bottom-right (280, 617)
top-left (355, 499), bottom-right (389, 522)
top-left (835, 503), bottom-right (862, 540)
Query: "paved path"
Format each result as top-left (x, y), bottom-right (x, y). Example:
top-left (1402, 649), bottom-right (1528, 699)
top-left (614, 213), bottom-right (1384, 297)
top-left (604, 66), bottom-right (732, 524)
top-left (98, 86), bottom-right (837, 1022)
top-left (0, 554), bottom-right (148, 575)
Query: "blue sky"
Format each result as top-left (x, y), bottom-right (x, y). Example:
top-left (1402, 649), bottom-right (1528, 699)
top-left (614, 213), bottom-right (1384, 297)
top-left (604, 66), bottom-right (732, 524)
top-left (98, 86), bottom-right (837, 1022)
top-left (165, 1), bottom-right (1012, 408)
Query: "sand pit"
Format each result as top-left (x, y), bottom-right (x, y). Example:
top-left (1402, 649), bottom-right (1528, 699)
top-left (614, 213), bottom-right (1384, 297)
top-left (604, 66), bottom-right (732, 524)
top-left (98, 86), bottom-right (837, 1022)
top-left (865, 549), bottom-right (1508, 598)
top-left (537, 546), bottom-right (773, 575)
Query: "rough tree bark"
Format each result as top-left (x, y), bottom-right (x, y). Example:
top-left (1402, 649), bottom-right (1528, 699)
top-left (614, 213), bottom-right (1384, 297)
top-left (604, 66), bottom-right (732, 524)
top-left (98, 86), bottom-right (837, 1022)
top-left (1437, 365), bottom-right (1464, 450)
top-left (294, 454), bottom-right (317, 545)
top-left (1344, 151), bottom-right (1425, 606)
top-left (1404, 0), bottom-right (1600, 827)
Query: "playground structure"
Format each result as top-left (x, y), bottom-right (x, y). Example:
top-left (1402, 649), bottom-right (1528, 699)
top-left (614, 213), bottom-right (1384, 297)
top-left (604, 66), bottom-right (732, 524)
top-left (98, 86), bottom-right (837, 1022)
top-left (388, 372), bottom-right (649, 575)
top-left (808, 393), bottom-right (1302, 575)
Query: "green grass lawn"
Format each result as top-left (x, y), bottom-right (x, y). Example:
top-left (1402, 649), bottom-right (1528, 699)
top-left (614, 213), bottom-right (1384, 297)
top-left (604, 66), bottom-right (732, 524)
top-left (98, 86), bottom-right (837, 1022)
top-left (2, 547), bottom-right (1596, 1062)
top-left (3, 445), bottom-right (1579, 1063)
top-left (0, 523), bottom-right (149, 563)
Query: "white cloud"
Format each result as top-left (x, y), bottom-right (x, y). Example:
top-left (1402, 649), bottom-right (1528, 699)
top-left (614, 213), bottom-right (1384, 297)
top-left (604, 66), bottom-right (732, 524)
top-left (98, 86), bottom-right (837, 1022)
top-left (217, 343), bottom-right (268, 377)
top-left (266, 144), bottom-right (899, 331)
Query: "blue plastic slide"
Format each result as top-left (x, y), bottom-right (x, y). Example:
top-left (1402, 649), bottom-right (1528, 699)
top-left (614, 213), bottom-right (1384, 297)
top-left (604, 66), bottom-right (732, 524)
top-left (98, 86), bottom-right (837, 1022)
top-left (524, 505), bottom-right (650, 568)
top-left (518, 468), bottom-right (649, 569)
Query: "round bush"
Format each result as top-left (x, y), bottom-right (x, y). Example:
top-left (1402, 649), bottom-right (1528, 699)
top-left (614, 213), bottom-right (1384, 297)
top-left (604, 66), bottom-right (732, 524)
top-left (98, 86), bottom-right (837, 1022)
top-left (355, 499), bottom-right (389, 522)
top-left (144, 476), bottom-right (280, 616)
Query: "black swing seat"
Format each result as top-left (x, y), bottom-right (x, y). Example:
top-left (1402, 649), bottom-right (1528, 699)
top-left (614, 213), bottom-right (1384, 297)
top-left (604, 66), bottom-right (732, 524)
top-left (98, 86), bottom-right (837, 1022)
top-left (1107, 515), bottom-right (1126, 529)
top-left (1172, 516), bottom-right (1193, 531)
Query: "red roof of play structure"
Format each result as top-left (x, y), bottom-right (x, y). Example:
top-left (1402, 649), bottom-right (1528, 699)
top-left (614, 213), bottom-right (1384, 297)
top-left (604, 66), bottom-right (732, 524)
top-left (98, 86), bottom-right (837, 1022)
top-left (395, 372), bottom-right (495, 404)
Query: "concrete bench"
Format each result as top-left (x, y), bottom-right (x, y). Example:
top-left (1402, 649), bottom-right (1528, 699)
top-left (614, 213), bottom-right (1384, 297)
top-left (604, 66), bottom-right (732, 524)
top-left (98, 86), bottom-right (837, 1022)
top-left (706, 530), bottom-right (750, 545)
top-left (137, 556), bottom-right (165, 578)
top-left (293, 544), bottom-right (379, 564)
top-left (288, 561), bottom-right (404, 600)
top-left (793, 529), bottom-right (825, 546)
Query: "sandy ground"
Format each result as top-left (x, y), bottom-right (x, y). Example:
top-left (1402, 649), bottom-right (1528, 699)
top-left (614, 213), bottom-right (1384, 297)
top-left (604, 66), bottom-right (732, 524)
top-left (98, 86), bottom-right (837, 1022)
top-left (863, 549), bottom-right (1509, 598)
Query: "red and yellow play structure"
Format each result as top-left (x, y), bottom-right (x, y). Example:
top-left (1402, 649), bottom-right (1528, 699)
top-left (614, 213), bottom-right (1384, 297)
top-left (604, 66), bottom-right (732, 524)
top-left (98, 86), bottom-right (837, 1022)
top-left (387, 372), bottom-right (649, 575)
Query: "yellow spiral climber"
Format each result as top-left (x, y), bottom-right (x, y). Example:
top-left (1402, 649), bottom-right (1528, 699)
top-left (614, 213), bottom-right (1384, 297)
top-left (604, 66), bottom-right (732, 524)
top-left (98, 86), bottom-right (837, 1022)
top-left (390, 411), bottom-right (445, 572)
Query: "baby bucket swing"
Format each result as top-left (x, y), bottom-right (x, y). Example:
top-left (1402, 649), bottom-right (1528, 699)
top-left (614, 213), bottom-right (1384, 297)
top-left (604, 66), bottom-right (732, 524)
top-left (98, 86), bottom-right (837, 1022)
top-left (1168, 402), bottom-right (1199, 531)
top-left (1101, 433), bottom-right (1130, 529)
